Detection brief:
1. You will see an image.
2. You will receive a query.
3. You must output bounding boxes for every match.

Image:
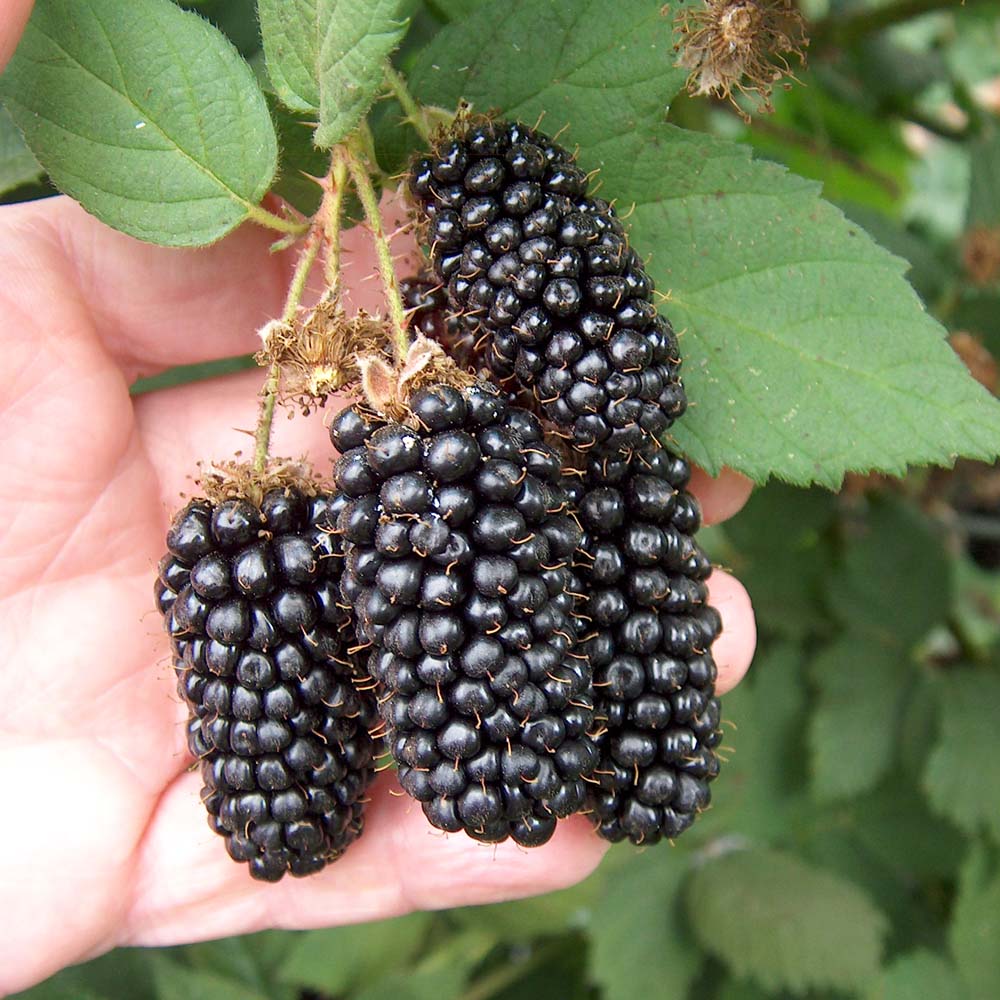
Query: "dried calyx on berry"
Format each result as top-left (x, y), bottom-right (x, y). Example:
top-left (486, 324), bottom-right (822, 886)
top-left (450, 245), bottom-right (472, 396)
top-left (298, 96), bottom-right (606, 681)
top-left (331, 380), bottom-right (601, 846)
top-left (401, 273), bottom-right (485, 376)
top-left (155, 476), bottom-right (377, 882)
top-left (407, 118), bottom-right (686, 458)
top-left (256, 296), bottom-right (388, 415)
top-left (564, 441), bottom-right (723, 845)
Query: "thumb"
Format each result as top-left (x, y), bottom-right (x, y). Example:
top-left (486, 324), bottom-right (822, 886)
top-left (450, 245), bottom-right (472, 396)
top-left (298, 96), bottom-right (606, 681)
top-left (0, 0), bottom-right (34, 71)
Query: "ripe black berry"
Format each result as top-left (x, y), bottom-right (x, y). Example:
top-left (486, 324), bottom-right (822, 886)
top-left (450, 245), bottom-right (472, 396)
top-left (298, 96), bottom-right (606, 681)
top-left (407, 118), bottom-right (686, 456)
top-left (155, 487), bottom-right (376, 881)
top-left (331, 382), bottom-right (599, 846)
top-left (564, 441), bottom-right (722, 845)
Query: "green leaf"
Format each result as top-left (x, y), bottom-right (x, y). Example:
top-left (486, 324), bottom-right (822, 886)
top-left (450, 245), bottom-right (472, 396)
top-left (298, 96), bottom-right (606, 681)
top-left (354, 931), bottom-right (492, 1000)
top-left (724, 483), bottom-right (837, 639)
top-left (409, 0), bottom-right (687, 156)
top-left (177, 931), bottom-right (296, 996)
top-left (694, 642), bottom-right (811, 842)
top-left (267, 95), bottom-right (329, 215)
top-left (826, 496), bottom-right (952, 649)
top-left (847, 779), bottom-right (965, 881)
top-left (10, 950), bottom-right (158, 1000)
top-left (866, 950), bottom-right (968, 1000)
top-left (450, 875), bottom-right (604, 943)
top-left (149, 954), bottom-right (273, 1000)
top-left (950, 844), bottom-right (1000, 1000)
top-left (0, 105), bottom-right (43, 195)
top-left (589, 852), bottom-right (701, 1000)
top-left (924, 669), bottom-right (1000, 843)
top-left (258, 0), bottom-right (408, 147)
top-left (686, 847), bottom-right (888, 995)
top-left (275, 913), bottom-right (431, 994)
top-left (619, 127), bottom-right (1000, 484)
top-left (808, 638), bottom-right (910, 801)
top-left (713, 980), bottom-right (772, 1000)
top-left (1, 0), bottom-right (278, 246)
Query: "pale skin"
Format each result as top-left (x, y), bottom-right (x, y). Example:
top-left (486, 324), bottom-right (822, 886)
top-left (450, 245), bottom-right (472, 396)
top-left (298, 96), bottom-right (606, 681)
top-left (0, 6), bottom-right (756, 993)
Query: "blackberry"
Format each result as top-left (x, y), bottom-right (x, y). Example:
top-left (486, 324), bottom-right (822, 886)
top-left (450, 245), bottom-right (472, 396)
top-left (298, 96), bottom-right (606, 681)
top-left (155, 487), bottom-right (376, 881)
top-left (331, 382), bottom-right (600, 846)
top-left (564, 441), bottom-right (722, 845)
top-left (408, 118), bottom-right (686, 456)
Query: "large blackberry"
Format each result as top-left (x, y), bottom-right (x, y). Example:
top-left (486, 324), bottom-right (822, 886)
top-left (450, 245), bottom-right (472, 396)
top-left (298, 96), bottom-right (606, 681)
top-left (564, 442), bottom-right (722, 845)
top-left (155, 487), bottom-right (377, 881)
top-left (331, 381), bottom-right (600, 846)
top-left (408, 118), bottom-right (686, 456)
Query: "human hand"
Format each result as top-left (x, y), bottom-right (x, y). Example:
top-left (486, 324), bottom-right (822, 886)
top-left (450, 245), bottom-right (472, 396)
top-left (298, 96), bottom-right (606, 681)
top-left (0, 13), bottom-right (755, 998)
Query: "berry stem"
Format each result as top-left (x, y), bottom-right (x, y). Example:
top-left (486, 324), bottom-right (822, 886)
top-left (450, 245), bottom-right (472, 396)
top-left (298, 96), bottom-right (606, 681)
top-left (252, 226), bottom-right (323, 475)
top-left (323, 153), bottom-right (349, 296)
top-left (384, 63), bottom-right (434, 145)
top-left (341, 138), bottom-right (411, 364)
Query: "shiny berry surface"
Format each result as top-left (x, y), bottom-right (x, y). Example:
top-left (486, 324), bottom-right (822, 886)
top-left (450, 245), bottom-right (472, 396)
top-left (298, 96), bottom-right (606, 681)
top-left (332, 382), bottom-right (599, 847)
top-left (156, 487), bottom-right (376, 881)
top-left (566, 440), bottom-right (723, 845)
top-left (408, 119), bottom-right (686, 457)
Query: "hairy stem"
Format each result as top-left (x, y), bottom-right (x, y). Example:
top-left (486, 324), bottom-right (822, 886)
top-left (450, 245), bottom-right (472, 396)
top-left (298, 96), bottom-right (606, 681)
top-left (384, 62), bottom-right (434, 144)
top-left (245, 202), bottom-right (310, 236)
top-left (323, 154), bottom-right (350, 295)
top-left (342, 138), bottom-right (410, 363)
top-left (252, 227), bottom-right (323, 475)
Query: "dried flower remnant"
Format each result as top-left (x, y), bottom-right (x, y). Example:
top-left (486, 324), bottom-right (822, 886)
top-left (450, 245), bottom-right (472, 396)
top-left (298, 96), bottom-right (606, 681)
top-left (961, 226), bottom-right (1000, 287)
top-left (673, 0), bottom-right (808, 119)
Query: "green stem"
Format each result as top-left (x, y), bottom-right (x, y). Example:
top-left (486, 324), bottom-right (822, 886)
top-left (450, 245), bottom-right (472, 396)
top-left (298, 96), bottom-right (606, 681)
top-left (245, 202), bottom-right (310, 236)
top-left (459, 942), bottom-right (559, 1000)
top-left (384, 62), bottom-right (434, 145)
top-left (812, 0), bottom-right (993, 47)
top-left (342, 138), bottom-right (410, 363)
top-left (252, 227), bottom-right (323, 475)
top-left (324, 154), bottom-right (349, 294)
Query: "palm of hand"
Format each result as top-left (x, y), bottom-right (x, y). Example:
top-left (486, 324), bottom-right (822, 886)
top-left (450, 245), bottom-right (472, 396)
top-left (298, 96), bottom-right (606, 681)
top-left (0, 197), bottom-right (755, 995)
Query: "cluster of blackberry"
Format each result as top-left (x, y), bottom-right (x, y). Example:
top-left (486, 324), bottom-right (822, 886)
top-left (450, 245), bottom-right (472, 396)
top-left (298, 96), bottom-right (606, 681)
top-left (156, 488), bottom-right (376, 881)
top-left (399, 118), bottom-right (723, 847)
top-left (408, 118), bottom-right (686, 457)
top-left (331, 383), bottom-right (600, 846)
top-left (154, 116), bottom-right (722, 877)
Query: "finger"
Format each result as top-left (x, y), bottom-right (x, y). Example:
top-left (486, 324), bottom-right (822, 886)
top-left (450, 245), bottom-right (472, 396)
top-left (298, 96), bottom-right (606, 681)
top-left (0, 192), bottom-right (421, 383)
top-left (689, 467), bottom-right (754, 526)
top-left (707, 570), bottom-right (756, 695)
top-left (0, 0), bottom-right (32, 70)
top-left (121, 770), bottom-right (607, 947)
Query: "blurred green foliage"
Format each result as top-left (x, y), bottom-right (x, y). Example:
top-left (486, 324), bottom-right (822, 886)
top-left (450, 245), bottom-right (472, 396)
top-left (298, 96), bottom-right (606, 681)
top-left (6, 0), bottom-right (1000, 997)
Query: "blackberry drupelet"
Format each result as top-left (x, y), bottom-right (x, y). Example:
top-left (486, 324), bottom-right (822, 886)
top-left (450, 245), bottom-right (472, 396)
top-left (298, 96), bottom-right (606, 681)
top-left (407, 118), bottom-right (686, 456)
top-left (564, 441), bottom-right (723, 845)
top-left (401, 273), bottom-right (483, 375)
top-left (155, 487), bottom-right (376, 881)
top-left (331, 381), bottom-right (600, 847)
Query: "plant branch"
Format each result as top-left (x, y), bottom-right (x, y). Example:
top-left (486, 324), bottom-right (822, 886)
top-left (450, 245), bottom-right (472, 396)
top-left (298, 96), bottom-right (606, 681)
top-left (252, 225), bottom-right (323, 475)
top-left (459, 942), bottom-right (560, 1000)
top-left (341, 138), bottom-right (410, 363)
top-left (812, 0), bottom-right (994, 48)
